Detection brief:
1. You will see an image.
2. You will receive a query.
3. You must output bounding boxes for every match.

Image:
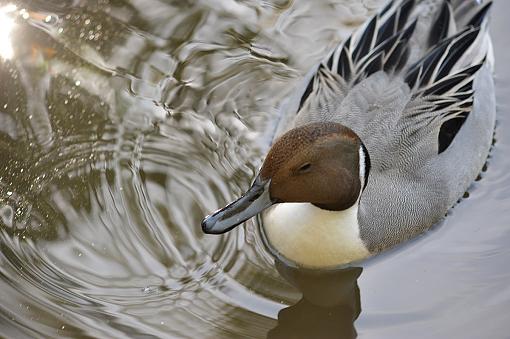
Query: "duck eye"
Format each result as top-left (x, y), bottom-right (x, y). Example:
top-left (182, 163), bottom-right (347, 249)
top-left (298, 163), bottom-right (312, 173)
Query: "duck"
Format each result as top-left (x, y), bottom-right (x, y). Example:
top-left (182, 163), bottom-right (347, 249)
top-left (201, 0), bottom-right (496, 269)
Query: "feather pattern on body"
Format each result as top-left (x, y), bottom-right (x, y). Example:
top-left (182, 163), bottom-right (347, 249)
top-left (275, 0), bottom-right (495, 252)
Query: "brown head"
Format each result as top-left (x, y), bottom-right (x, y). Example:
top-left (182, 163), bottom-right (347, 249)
top-left (260, 122), bottom-right (364, 210)
top-left (202, 122), bottom-right (369, 234)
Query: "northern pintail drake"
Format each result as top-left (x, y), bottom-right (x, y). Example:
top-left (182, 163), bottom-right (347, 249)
top-left (202, 0), bottom-right (496, 269)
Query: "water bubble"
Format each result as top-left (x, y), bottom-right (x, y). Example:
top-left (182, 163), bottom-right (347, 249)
top-left (43, 15), bottom-right (58, 25)
top-left (20, 9), bottom-right (29, 20)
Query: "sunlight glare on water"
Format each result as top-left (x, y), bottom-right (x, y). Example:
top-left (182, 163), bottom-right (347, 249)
top-left (0, 4), bottom-right (16, 60)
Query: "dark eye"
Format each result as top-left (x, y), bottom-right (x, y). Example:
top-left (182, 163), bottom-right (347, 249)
top-left (297, 163), bottom-right (312, 173)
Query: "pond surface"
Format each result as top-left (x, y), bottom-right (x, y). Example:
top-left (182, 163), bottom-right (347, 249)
top-left (0, 0), bottom-right (508, 338)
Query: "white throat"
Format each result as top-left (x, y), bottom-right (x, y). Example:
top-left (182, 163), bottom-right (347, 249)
top-left (262, 202), bottom-right (370, 269)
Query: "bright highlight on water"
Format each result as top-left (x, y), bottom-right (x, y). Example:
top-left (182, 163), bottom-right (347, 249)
top-left (0, 4), bottom-right (16, 60)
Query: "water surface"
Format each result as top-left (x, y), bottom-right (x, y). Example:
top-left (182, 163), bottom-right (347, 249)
top-left (0, 0), bottom-right (509, 338)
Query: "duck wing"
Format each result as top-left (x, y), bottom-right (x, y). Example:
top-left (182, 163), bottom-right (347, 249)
top-left (293, 0), bottom-right (417, 126)
top-left (288, 0), bottom-right (492, 171)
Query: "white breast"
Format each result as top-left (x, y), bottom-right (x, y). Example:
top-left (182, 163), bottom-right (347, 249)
top-left (262, 202), bottom-right (370, 268)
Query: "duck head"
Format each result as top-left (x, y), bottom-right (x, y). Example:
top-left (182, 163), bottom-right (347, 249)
top-left (201, 122), bottom-right (369, 234)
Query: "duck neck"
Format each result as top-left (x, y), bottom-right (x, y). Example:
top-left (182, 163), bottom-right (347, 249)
top-left (312, 143), bottom-right (369, 211)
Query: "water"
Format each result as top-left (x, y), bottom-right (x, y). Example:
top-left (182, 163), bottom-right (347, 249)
top-left (0, 0), bottom-right (508, 338)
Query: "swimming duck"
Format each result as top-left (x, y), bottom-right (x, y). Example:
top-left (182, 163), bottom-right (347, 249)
top-left (201, 0), bottom-right (496, 269)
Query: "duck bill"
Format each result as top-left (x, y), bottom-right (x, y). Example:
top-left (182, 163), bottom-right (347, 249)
top-left (201, 176), bottom-right (274, 234)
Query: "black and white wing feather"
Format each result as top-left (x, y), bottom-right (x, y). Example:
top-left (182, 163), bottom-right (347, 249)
top-left (403, 1), bottom-right (492, 153)
top-left (298, 0), bottom-right (417, 112)
top-left (296, 0), bottom-right (492, 154)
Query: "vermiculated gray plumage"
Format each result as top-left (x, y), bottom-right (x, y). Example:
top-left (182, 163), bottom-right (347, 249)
top-left (272, 0), bottom-right (495, 252)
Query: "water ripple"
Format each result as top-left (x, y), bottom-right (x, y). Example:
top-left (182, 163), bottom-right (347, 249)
top-left (2, 0), bottom-right (509, 338)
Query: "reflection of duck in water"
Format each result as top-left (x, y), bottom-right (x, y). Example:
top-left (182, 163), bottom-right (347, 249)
top-left (202, 0), bottom-right (495, 269)
top-left (268, 260), bottom-right (362, 339)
